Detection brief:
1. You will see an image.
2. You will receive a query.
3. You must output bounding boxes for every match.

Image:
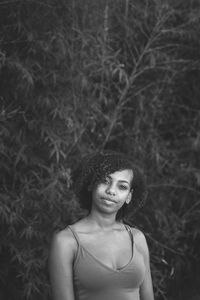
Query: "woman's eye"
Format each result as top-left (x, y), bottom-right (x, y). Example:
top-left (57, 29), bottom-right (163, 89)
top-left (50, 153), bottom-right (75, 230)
top-left (119, 185), bottom-right (128, 190)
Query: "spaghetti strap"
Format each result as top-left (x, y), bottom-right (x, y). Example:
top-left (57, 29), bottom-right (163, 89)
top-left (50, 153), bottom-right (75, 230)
top-left (68, 225), bottom-right (80, 245)
top-left (124, 224), bottom-right (134, 245)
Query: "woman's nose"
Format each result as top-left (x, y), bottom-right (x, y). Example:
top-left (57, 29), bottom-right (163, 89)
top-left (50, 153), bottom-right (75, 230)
top-left (106, 184), bottom-right (116, 195)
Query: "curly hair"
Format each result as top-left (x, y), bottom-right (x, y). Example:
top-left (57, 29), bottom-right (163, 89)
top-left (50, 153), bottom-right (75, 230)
top-left (72, 150), bottom-right (147, 220)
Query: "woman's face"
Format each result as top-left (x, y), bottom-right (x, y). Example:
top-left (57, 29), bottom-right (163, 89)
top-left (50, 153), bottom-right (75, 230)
top-left (91, 169), bottom-right (133, 215)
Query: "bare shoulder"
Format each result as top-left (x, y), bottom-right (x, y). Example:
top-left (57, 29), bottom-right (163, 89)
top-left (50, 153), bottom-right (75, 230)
top-left (131, 227), bottom-right (147, 245)
top-left (131, 227), bottom-right (150, 260)
top-left (50, 227), bottom-right (77, 261)
top-left (69, 217), bottom-right (90, 232)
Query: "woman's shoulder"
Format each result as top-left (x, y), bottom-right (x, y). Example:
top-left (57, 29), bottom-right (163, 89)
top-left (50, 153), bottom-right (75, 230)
top-left (68, 217), bottom-right (90, 232)
top-left (130, 227), bottom-right (150, 259)
top-left (131, 227), bottom-right (146, 241)
top-left (51, 227), bottom-right (78, 256)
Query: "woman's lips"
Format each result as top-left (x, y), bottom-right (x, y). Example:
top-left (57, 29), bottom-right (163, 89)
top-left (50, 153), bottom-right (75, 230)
top-left (102, 197), bottom-right (117, 203)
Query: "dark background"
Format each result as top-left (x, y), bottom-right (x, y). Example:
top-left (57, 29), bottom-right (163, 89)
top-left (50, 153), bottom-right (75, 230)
top-left (0, 0), bottom-right (200, 299)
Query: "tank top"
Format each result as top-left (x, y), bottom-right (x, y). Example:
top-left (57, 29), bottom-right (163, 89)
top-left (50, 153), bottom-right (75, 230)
top-left (68, 225), bottom-right (146, 300)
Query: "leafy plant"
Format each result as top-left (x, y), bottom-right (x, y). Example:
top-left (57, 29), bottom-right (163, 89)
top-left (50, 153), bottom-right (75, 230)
top-left (0, 0), bottom-right (200, 299)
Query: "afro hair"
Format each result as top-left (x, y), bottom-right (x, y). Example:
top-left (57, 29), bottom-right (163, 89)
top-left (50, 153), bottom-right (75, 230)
top-left (72, 150), bottom-right (147, 219)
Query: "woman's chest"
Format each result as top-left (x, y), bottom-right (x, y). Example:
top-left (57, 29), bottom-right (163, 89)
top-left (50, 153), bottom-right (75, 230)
top-left (78, 230), bottom-right (133, 270)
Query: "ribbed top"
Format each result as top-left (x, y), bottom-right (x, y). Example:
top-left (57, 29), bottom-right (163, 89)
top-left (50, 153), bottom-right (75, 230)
top-left (68, 225), bottom-right (145, 300)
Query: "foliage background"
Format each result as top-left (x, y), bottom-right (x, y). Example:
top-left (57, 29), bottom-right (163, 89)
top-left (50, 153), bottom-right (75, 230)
top-left (0, 0), bottom-right (200, 299)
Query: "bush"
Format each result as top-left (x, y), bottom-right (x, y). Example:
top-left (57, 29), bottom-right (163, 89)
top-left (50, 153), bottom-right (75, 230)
top-left (0, 0), bottom-right (200, 299)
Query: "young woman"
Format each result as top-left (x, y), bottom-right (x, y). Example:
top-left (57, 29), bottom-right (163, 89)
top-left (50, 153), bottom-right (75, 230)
top-left (49, 151), bottom-right (154, 300)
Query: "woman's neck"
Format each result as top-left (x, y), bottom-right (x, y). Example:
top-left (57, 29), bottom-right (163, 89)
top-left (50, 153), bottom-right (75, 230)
top-left (85, 211), bottom-right (121, 231)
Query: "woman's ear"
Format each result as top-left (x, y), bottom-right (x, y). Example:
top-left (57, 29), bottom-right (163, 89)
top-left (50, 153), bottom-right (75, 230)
top-left (126, 189), bottom-right (133, 204)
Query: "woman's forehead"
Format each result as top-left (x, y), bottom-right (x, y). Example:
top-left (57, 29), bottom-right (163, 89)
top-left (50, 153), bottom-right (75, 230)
top-left (107, 169), bottom-right (133, 183)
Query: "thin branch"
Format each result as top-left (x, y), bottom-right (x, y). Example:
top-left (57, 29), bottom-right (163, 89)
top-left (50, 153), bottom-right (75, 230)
top-left (65, 124), bottom-right (87, 158)
top-left (0, 0), bottom-right (55, 6)
top-left (148, 183), bottom-right (200, 195)
top-left (181, 201), bottom-right (200, 219)
top-left (145, 232), bottom-right (184, 256)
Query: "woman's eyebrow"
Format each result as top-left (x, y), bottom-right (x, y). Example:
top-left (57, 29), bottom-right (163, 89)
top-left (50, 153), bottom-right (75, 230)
top-left (107, 176), bottom-right (130, 184)
top-left (119, 180), bottom-right (129, 184)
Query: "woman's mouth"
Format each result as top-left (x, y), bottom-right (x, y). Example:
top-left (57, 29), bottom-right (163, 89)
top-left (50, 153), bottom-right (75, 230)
top-left (102, 197), bottom-right (117, 204)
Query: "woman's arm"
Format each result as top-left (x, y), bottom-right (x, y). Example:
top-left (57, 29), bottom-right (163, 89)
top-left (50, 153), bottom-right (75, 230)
top-left (49, 229), bottom-right (76, 300)
top-left (133, 229), bottom-right (154, 300)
